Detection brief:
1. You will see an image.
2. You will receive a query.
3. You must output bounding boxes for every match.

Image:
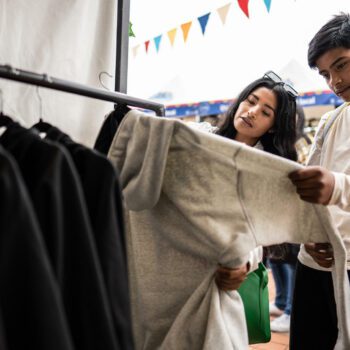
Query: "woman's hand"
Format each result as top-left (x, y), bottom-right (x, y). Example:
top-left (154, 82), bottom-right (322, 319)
top-left (215, 263), bottom-right (249, 291)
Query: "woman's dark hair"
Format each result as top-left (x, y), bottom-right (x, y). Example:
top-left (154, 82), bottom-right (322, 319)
top-left (308, 12), bottom-right (350, 68)
top-left (216, 77), bottom-right (297, 161)
top-left (295, 103), bottom-right (312, 144)
top-left (295, 103), bottom-right (306, 139)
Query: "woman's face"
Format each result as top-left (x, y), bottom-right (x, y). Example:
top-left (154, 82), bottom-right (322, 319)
top-left (233, 86), bottom-right (277, 146)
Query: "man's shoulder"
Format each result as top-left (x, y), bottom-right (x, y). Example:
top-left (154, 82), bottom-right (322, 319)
top-left (320, 102), bottom-right (349, 122)
top-left (316, 102), bottom-right (349, 138)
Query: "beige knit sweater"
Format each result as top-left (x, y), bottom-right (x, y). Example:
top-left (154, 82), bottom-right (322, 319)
top-left (108, 110), bottom-right (350, 350)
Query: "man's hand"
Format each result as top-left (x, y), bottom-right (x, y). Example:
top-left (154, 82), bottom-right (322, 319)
top-left (288, 166), bottom-right (335, 204)
top-left (304, 242), bottom-right (334, 268)
top-left (215, 263), bottom-right (249, 291)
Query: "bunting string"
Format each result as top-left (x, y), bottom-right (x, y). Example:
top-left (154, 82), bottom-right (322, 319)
top-left (131, 0), bottom-right (275, 56)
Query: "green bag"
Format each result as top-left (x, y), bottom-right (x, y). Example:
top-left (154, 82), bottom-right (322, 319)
top-left (237, 262), bottom-right (271, 344)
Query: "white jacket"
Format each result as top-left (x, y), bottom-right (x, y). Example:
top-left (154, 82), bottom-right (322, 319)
top-left (299, 102), bottom-right (350, 274)
top-left (108, 110), bottom-right (350, 350)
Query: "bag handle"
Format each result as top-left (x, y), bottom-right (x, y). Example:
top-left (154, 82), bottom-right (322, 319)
top-left (257, 263), bottom-right (269, 289)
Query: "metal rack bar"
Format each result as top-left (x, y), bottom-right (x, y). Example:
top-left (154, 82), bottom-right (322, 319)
top-left (0, 65), bottom-right (165, 116)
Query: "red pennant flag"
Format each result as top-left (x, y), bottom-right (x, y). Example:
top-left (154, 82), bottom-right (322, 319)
top-left (238, 0), bottom-right (249, 18)
top-left (145, 40), bottom-right (150, 53)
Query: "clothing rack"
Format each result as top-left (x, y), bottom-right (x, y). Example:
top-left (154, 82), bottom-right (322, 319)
top-left (0, 64), bottom-right (165, 116)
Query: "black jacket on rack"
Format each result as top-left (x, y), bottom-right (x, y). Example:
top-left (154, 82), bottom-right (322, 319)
top-left (94, 104), bottom-right (131, 155)
top-left (0, 146), bottom-right (74, 350)
top-left (0, 120), bottom-right (120, 350)
top-left (34, 122), bottom-right (134, 350)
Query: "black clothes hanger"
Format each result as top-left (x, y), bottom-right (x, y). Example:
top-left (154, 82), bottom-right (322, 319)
top-left (32, 118), bottom-right (53, 133)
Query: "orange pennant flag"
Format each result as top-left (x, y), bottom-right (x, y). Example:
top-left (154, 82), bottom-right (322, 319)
top-left (181, 21), bottom-right (192, 42)
top-left (238, 0), bottom-right (250, 18)
top-left (167, 28), bottom-right (177, 47)
top-left (145, 40), bottom-right (150, 53)
top-left (217, 3), bottom-right (231, 25)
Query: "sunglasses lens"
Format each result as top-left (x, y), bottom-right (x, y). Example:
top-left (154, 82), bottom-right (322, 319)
top-left (263, 71), bottom-right (298, 98)
top-left (264, 71), bottom-right (282, 83)
top-left (284, 84), bottom-right (298, 98)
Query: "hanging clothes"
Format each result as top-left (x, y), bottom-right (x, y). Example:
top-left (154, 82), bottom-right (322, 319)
top-left (0, 309), bottom-right (8, 350)
top-left (0, 145), bottom-right (74, 350)
top-left (94, 104), bottom-right (131, 155)
top-left (0, 118), bottom-right (119, 350)
top-left (33, 122), bottom-right (134, 350)
top-left (107, 110), bottom-right (350, 350)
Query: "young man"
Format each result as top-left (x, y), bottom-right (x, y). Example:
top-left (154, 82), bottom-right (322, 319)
top-left (288, 12), bottom-right (350, 349)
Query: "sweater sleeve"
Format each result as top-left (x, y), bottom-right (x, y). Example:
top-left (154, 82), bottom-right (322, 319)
top-left (329, 171), bottom-right (350, 211)
top-left (187, 121), bottom-right (218, 134)
top-left (246, 246), bottom-right (263, 273)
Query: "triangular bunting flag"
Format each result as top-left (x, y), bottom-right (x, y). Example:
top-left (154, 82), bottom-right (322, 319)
top-left (238, 0), bottom-right (250, 18)
top-left (129, 22), bottom-right (135, 37)
top-left (132, 45), bottom-right (140, 58)
top-left (167, 28), bottom-right (177, 47)
top-left (198, 13), bottom-right (211, 35)
top-left (217, 3), bottom-right (231, 25)
top-left (263, 0), bottom-right (271, 12)
top-left (181, 21), bottom-right (192, 42)
top-left (145, 40), bottom-right (150, 53)
top-left (154, 35), bottom-right (162, 52)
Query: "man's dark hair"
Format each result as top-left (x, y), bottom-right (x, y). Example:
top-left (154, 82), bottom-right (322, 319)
top-left (308, 12), bottom-right (350, 68)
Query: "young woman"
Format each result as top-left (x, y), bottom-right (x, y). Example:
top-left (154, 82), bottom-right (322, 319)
top-left (216, 73), bottom-right (297, 158)
top-left (214, 72), bottom-right (298, 296)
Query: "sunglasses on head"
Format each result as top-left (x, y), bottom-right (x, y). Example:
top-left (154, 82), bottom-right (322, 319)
top-left (263, 70), bottom-right (298, 99)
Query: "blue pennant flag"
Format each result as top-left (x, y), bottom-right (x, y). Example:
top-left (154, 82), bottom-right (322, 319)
top-left (263, 0), bottom-right (271, 12)
top-left (154, 35), bottom-right (162, 52)
top-left (198, 13), bottom-right (211, 35)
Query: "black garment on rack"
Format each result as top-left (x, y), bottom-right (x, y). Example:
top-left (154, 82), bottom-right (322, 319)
top-left (0, 146), bottom-right (74, 350)
top-left (0, 309), bottom-right (8, 350)
top-left (34, 122), bottom-right (134, 350)
top-left (94, 104), bottom-right (131, 155)
top-left (0, 121), bottom-right (119, 350)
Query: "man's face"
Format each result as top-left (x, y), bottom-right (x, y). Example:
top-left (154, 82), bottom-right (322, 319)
top-left (316, 47), bottom-right (350, 102)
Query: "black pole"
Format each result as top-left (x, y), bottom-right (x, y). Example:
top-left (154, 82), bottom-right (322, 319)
top-left (115, 0), bottom-right (130, 93)
top-left (0, 65), bottom-right (165, 116)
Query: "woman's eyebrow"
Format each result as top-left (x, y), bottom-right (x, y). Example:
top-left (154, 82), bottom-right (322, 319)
top-left (251, 93), bottom-right (275, 113)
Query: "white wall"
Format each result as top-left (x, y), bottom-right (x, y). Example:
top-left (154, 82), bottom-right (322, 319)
top-left (0, 0), bottom-right (117, 146)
